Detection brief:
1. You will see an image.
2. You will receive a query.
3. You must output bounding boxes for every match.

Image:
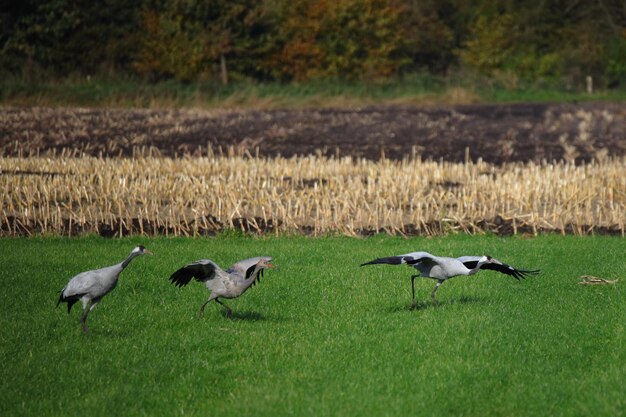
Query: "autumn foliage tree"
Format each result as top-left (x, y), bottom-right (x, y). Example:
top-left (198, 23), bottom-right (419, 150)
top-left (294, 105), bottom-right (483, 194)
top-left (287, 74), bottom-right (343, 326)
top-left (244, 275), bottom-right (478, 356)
top-left (266, 0), bottom-right (409, 81)
top-left (1, 0), bottom-right (625, 86)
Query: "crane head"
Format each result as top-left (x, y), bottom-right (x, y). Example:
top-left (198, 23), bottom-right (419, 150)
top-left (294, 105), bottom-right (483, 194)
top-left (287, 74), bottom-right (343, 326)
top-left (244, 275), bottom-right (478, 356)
top-left (135, 245), bottom-right (153, 255)
top-left (258, 258), bottom-right (274, 269)
top-left (249, 257), bottom-right (274, 286)
top-left (478, 255), bottom-right (493, 264)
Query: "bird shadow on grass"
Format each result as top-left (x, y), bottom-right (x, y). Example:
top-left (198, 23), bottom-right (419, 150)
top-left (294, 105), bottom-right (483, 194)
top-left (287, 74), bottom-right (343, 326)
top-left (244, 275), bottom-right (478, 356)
top-left (385, 295), bottom-right (485, 314)
top-left (220, 310), bottom-right (267, 321)
top-left (221, 310), bottom-right (294, 323)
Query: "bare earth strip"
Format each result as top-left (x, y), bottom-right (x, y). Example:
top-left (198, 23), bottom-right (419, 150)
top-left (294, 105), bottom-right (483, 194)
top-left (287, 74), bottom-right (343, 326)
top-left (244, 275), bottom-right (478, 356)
top-left (1, 102), bottom-right (625, 163)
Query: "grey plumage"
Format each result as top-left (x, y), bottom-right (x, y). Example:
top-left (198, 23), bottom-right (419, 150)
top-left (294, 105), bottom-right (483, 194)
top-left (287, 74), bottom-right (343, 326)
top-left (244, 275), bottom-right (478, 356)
top-left (57, 245), bottom-right (153, 332)
top-left (169, 256), bottom-right (274, 317)
top-left (361, 251), bottom-right (539, 307)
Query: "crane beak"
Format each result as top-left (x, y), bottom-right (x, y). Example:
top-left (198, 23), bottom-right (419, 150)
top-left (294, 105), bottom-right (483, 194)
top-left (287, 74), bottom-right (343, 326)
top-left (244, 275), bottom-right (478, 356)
top-left (143, 249), bottom-right (154, 255)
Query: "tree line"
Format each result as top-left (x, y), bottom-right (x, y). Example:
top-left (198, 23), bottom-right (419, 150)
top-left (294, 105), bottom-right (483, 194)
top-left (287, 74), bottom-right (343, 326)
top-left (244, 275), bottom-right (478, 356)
top-left (2, 0), bottom-right (625, 87)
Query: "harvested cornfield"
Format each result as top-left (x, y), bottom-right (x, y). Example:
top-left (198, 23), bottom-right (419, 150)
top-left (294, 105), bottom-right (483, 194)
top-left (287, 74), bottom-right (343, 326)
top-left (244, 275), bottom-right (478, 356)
top-left (2, 154), bottom-right (625, 237)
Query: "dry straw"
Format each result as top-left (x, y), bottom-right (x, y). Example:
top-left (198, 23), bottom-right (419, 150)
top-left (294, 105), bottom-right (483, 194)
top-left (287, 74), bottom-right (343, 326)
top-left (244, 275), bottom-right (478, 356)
top-left (1, 153), bottom-right (625, 236)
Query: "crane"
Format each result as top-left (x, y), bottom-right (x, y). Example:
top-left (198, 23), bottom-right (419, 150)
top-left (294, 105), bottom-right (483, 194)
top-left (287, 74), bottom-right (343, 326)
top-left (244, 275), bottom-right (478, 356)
top-left (169, 256), bottom-right (273, 317)
top-left (361, 251), bottom-right (539, 307)
top-left (56, 245), bottom-right (153, 332)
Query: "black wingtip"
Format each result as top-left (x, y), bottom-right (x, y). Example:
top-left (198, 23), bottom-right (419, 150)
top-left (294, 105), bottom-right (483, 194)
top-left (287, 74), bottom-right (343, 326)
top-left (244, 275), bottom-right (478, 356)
top-left (514, 269), bottom-right (540, 280)
top-left (169, 268), bottom-right (193, 288)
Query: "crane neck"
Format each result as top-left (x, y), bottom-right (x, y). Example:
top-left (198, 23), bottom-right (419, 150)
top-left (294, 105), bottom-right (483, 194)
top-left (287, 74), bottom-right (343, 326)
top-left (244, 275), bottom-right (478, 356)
top-left (121, 251), bottom-right (140, 269)
top-left (467, 259), bottom-right (489, 276)
top-left (244, 263), bottom-right (264, 284)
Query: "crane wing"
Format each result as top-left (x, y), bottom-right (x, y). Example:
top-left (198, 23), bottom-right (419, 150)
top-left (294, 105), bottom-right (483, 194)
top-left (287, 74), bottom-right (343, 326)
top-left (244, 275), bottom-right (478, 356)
top-left (57, 273), bottom-right (92, 312)
top-left (61, 271), bottom-right (94, 297)
top-left (61, 267), bottom-right (117, 297)
top-left (360, 252), bottom-right (435, 267)
top-left (228, 257), bottom-right (272, 274)
top-left (457, 256), bottom-right (540, 280)
top-left (169, 259), bottom-right (220, 287)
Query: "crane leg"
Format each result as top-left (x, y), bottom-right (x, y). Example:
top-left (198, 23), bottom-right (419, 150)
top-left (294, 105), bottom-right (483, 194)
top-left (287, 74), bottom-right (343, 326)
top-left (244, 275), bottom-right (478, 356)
top-left (431, 280), bottom-right (444, 304)
top-left (410, 275), bottom-right (419, 309)
top-left (197, 298), bottom-right (214, 318)
top-left (197, 297), bottom-right (233, 318)
top-left (215, 299), bottom-right (233, 317)
top-left (80, 301), bottom-right (92, 333)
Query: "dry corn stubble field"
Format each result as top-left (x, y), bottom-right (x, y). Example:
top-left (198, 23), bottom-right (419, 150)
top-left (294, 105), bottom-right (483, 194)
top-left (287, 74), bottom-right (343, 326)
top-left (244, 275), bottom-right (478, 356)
top-left (1, 103), bottom-right (625, 237)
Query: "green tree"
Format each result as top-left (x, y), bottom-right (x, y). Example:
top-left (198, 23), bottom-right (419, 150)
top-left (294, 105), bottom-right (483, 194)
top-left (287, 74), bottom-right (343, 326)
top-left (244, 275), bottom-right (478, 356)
top-left (458, 13), bottom-right (518, 74)
top-left (1, 0), bottom-right (140, 77)
top-left (399, 0), bottom-right (458, 73)
top-left (459, 0), bottom-right (626, 85)
top-left (1, 0), bottom-right (82, 75)
top-left (132, 0), bottom-right (272, 82)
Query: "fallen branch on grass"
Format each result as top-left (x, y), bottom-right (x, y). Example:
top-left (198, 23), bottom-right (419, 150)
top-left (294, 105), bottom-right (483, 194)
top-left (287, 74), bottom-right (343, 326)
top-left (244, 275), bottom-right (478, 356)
top-left (578, 275), bottom-right (619, 285)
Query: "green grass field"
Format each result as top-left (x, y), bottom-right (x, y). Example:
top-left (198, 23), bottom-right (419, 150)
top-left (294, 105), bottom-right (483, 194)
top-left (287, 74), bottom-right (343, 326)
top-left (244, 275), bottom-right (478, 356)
top-left (3, 75), bottom-right (625, 108)
top-left (1, 234), bottom-right (624, 417)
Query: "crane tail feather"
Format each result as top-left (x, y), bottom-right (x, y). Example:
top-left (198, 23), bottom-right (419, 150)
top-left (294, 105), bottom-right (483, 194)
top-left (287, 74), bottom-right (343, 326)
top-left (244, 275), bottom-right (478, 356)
top-left (67, 299), bottom-right (78, 313)
top-left (57, 291), bottom-right (80, 314)
top-left (56, 291), bottom-right (64, 308)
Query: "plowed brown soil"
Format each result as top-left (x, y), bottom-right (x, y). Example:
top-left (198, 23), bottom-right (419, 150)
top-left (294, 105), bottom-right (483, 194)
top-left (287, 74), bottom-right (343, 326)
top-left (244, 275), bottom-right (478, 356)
top-left (2, 102), bottom-right (624, 163)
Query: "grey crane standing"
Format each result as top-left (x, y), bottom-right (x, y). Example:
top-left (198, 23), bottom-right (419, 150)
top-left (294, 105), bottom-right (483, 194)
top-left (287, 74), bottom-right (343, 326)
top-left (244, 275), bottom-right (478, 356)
top-left (361, 251), bottom-right (539, 307)
top-left (56, 245), bottom-right (153, 332)
top-left (169, 256), bottom-right (274, 317)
